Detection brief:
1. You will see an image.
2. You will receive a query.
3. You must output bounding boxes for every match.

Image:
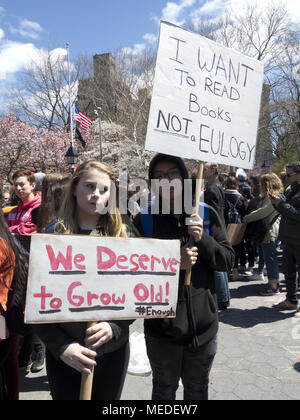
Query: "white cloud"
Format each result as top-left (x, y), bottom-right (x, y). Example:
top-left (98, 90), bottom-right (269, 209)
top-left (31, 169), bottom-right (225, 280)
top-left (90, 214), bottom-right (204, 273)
top-left (199, 0), bottom-right (300, 22)
top-left (0, 28), bottom-right (4, 40)
top-left (122, 43), bottom-right (147, 56)
top-left (0, 41), bottom-right (40, 79)
top-left (195, 0), bottom-right (230, 16)
top-left (154, 0), bottom-right (197, 26)
top-left (9, 18), bottom-right (43, 40)
top-left (143, 33), bottom-right (158, 45)
top-left (0, 40), bottom-right (67, 80)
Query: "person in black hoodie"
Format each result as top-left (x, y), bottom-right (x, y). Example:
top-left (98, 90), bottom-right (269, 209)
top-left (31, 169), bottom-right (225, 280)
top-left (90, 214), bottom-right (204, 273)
top-left (224, 176), bottom-right (248, 279)
top-left (133, 154), bottom-right (235, 400)
top-left (203, 162), bottom-right (231, 309)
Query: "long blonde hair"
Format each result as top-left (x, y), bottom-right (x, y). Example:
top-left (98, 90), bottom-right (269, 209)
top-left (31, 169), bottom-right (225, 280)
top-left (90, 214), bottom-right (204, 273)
top-left (57, 161), bottom-right (126, 237)
top-left (260, 173), bottom-right (283, 197)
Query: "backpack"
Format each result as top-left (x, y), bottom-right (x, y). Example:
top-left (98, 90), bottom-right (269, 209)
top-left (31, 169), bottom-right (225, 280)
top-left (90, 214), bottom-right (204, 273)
top-left (227, 196), bottom-right (241, 224)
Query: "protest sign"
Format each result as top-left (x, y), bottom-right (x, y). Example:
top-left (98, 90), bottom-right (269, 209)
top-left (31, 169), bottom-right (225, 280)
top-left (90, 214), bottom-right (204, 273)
top-left (145, 21), bottom-right (264, 169)
top-left (25, 234), bottom-right (180, 324)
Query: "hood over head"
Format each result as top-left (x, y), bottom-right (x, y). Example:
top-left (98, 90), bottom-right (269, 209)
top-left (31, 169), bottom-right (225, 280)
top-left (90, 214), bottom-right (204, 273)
top-left (148, 153), bottom-right (189, 181)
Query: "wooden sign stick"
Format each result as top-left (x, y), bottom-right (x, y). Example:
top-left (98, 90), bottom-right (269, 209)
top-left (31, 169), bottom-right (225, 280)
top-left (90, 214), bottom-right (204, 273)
top-left (79, 321), bottom-right (98, 401)
top-left (185, 162), bottom-right (204, 287)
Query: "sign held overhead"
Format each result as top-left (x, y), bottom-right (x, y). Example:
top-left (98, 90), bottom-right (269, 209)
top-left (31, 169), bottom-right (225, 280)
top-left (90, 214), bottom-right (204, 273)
top-left (145, 21), bottom-right (264, 169)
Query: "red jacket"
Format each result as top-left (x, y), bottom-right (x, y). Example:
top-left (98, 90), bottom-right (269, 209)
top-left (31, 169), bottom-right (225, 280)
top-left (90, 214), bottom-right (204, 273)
top-left (6, 194), bottom-right (41, 235)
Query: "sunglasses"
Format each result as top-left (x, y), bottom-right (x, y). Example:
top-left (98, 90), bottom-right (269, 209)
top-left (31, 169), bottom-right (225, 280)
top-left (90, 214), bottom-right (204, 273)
top-left (286, 173), bottom-right (297, 178)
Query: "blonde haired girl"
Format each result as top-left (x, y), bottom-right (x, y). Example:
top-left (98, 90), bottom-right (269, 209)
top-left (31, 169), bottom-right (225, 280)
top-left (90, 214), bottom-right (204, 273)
top-left (35, 160), bottom-right (135, 400)
top-left (260, 173), bottom-right (283, 198)
top-left (56, 160), bottom-right (126, 237)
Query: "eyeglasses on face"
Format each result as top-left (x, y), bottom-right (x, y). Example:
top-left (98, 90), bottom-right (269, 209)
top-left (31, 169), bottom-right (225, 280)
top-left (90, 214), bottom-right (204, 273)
top-left (286, 172), bottom-right (297, 178)
top-left (152, 170), bottom-right (182, 181)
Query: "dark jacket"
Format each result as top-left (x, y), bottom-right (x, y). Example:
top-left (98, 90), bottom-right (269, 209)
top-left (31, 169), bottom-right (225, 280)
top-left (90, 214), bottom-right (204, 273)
top-left (134, 154), bottom-right (235, 347)
top-left (276, 182), bottom-right (300, 246)
top-left (204, 179), bottom-right (226, 226)
top-left (224, 189), bottom-right (247, 226)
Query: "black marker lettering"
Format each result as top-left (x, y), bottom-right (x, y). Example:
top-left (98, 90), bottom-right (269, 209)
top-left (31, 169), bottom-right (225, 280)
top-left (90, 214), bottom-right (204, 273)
top-left (247, 143), bottom-right (256, 163)
top-left (157, 110), bottom-right (170, 130)
top-left (189, 93), bottom-right (200, 112)
top-left (198, 47), bottom-right (216, 72)
top-left (199, 124), bottom-right (210, 153)
top-left (169, 37), bottom-right (186, 65)
top-left (242, 64), bottom-right (254, 87)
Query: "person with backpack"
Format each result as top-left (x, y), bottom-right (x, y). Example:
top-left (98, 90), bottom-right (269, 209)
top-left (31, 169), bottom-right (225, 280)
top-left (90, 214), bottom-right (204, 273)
top-left (133, 154), bottom-right (235, 400)
top-left (243, 173), bottom-right (283, 296)
top-left (224, 176), bottom-right (248, 280)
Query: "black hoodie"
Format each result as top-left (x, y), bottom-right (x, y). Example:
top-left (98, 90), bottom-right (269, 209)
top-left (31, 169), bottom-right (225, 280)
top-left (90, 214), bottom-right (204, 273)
top-left (134, 154), bottom-right (235, 347)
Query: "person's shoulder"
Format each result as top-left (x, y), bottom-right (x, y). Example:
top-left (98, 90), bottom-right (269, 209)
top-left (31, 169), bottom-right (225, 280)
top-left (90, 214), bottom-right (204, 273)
top-left (0, 237), bottom-right (8, 249)
top-left (2, 206), bottom-right (17, 216)
top-left (121, 214), bottom-right (141, 238)
top-left (0, 237), bottom-right (14, 263)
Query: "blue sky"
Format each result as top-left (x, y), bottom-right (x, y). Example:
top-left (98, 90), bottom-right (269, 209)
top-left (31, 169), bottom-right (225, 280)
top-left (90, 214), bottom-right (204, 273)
top-left (0, 0), bottom-right (299, 111)
top-left (0, 0), bottom-right (170, 55)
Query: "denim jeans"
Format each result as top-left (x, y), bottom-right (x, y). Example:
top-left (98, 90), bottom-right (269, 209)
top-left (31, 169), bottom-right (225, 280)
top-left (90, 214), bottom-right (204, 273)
top-left (215, 271), bottom-right (231, 303)
top-left (145, 335), bottom-right (217, 400)
top-left (258, 244), bottom-right (265, 272)
top-left (261, 241), bottom-right (279, 282)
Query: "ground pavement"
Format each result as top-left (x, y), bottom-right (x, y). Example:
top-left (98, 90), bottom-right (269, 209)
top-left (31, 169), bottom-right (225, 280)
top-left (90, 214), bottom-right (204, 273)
top-left (19, 271), bottom-right (300, 401)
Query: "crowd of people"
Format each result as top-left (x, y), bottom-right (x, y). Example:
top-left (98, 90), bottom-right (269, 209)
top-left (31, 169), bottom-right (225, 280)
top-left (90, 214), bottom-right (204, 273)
top-left (0, 156), bottom-right (299, 401)
top-left (212, 163), bottom-right (300, 310)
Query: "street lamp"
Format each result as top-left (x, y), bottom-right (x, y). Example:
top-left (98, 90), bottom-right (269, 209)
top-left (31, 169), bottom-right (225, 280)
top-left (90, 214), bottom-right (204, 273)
top-left (65, 146), bottom-right (79, 173)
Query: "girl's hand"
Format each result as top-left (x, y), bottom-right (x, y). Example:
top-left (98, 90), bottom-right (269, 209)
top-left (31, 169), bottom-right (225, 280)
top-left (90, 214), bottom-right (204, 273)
top-left (60, 343), bottom-right (97, 374)
top-left (186, 213), bottom-right (203, 243)
top-left (269, 194), bottom-right (281, 206)
top-left (180, 245), bottom-right (198, 269)
top-left (85, 322), bottom-right (113, 350)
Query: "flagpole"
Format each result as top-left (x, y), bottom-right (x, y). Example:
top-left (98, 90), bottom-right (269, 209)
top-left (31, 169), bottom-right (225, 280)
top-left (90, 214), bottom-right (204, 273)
top-left (98, 107), bottom-right (103, 162)
top-left (94, 107), bottom-right (103, 162)
top-left (66, 42), bottom-right (74, 148)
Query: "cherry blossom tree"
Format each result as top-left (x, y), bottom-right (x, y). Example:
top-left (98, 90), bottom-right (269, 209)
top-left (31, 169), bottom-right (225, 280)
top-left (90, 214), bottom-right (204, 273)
top-left (0, 114), bottom-right (71, 182)
top-left (0, 113), bottom-right (153, 187)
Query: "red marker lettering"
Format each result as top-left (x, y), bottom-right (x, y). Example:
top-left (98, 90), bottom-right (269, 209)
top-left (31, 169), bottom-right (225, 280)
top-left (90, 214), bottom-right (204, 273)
top-left (46, 245), bottom-right (72, 270)
top-left (97, 246), bottom-right (116, 270)
top-left (34, 286), bottom-right (53, 310)
top-left (67, 282), bottom-right (84, 307)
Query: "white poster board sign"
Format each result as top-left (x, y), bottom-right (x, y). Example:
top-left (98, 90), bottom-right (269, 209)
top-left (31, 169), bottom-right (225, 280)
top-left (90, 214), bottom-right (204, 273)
top-left (25, 234), bottom-right (180, 323)
top-left (145, 21), bottom-right (264, 169)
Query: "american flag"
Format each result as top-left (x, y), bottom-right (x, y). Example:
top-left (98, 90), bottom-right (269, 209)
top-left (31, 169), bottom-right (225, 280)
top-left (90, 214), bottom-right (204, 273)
top-left (74, 107), bottom-right (92, 132)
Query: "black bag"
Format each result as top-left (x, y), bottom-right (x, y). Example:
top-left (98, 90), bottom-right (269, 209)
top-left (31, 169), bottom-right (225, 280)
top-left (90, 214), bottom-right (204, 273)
top-left (227, 196), bottom-right (241, 224)
top-left (244, 219), bottom-right (268, 243)
top-left (245, 214), bottom-right (279, 243)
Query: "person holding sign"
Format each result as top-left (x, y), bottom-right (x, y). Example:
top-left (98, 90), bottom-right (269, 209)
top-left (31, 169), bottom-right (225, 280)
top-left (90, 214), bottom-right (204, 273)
top-left (133, 153), bottom-right (235, 400)
top-left (34, 161), bottom-right (136, 400)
